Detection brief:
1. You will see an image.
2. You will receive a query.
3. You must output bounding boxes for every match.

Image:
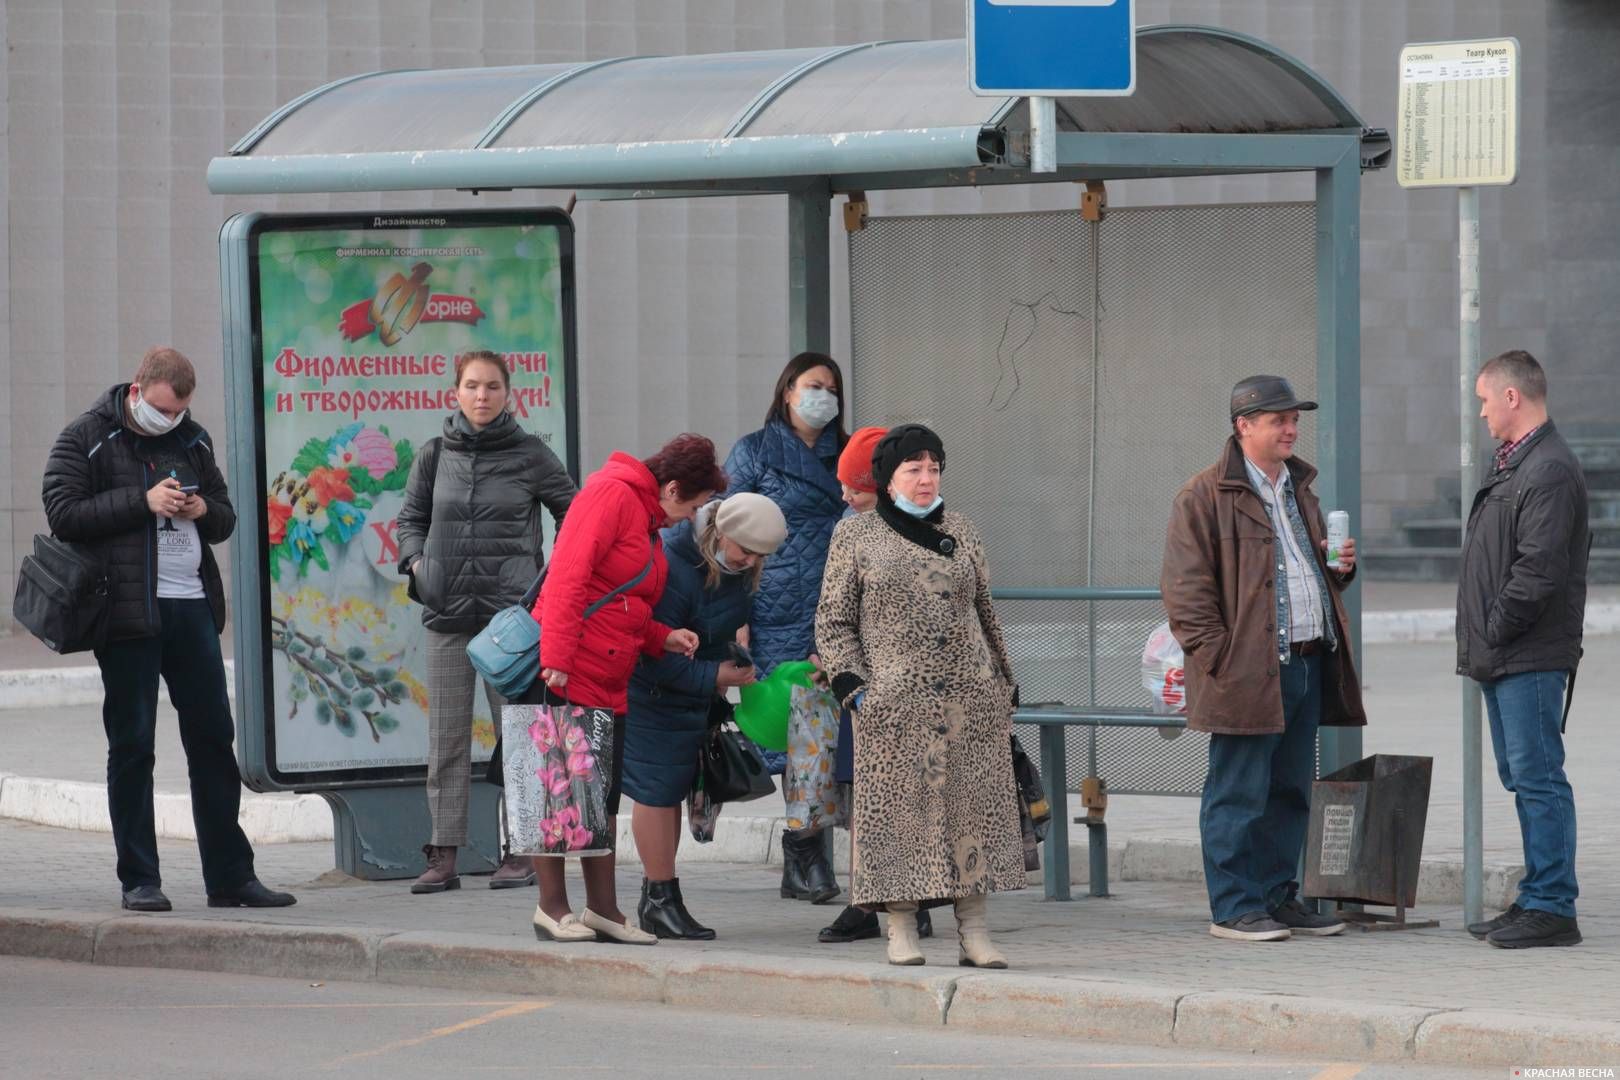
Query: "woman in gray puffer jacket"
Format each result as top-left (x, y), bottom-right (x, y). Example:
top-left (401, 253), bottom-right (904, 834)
top-left (395, 350), bottom-right (576, 895)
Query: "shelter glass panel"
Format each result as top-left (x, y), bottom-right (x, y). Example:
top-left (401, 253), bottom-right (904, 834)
top-left (848, 203), bottom-right (1315, 795)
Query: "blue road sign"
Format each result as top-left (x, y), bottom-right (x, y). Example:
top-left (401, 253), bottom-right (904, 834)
top-left (968, 0), bottom-right (1136, 97)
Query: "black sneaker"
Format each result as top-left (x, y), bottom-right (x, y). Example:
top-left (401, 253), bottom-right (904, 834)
top-left (1271, 897), bottom-right (1346, 936)
top-left (1487, 909), bottom-right (1581, 949)
top-left (1209, 912), bottom-right (1291, 942)
top-left (1466, 903), bottom-right (1523, 940)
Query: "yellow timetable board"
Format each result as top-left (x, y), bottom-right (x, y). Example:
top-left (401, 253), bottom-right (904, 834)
top-left (1397, 38), bottom-right (1519, 188)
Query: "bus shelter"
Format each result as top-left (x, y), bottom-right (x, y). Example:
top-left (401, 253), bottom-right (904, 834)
top-left (211, 25), bottom-right (1389, 880)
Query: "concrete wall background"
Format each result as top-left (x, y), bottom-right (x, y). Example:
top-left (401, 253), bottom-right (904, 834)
top-left (1, 0), bottom-right (1610, 626)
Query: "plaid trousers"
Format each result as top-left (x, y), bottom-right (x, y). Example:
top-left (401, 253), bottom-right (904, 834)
top-left (424, 628), bottom-right (506, 847)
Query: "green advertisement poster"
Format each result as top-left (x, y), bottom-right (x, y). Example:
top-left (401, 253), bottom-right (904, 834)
top-left (246, 211), bottom-right (576, 784)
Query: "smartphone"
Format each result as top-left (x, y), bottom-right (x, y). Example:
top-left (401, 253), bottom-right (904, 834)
top-left (162, 461), bottom-right (200, 494)
top-left (727, 641), bottom-right (754, 669)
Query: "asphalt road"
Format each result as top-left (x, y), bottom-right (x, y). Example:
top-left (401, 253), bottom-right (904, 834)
top-left (1, 956), bottom-right (1502, 1080)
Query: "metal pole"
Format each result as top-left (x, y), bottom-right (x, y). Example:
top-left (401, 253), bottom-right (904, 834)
top-left (1030, 96), bottom-right (1057, 173)
top-left (1459, 185), bottom-right (1484, 927)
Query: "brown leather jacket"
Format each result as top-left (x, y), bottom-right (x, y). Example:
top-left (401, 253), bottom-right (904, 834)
top-left (1160, 437), bottom-right (1366, 735)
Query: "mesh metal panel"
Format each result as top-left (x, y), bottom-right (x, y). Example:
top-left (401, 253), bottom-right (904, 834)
top-left (848, 203), bottom-right (1316, 796)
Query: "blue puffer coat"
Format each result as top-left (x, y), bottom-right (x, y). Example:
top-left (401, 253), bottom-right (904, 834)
top-left (622, 513), bottom-right (756, 807)
top-left (722, 419), bottom-right (845, 673)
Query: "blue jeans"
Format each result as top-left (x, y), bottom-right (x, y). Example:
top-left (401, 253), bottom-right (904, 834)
top-left (1200, 653), bottom-right (1321, 923)
top-left (1479, 669), bottom-right (1578, 917)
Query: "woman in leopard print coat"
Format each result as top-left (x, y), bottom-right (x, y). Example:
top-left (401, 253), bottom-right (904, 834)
top-left (815, 424), bottom-right (1024, 969)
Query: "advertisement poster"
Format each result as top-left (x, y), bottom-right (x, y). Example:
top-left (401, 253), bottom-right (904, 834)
top-left (249, 211), bottom-right (575, 784)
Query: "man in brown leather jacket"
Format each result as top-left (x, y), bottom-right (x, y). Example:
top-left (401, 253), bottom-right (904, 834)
top-left (1161, 376), bottom-right (1366, 941)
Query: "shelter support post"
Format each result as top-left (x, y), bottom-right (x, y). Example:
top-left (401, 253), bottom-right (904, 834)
top-left (1458, 185), bottom-right (1484, 928)
top-left (1039, 724), bottom-right (1072, 900)
top-left (319, 782), bottom-right (503, 881)
top-left (787, 183), bottom-right (832, 355)
top-left (1312, 146), bottom-right (1363, 781)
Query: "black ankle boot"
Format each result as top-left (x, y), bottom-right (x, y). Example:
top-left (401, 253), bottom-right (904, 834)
top-left (916, 906), bottom-right (933, 939)
top-left (781, 830), bottom-right (841, 904)
top-left (638, 877), bottom-right (716, 940)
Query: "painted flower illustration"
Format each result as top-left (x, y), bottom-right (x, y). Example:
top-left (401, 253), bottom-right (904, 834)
top-left (266, 497), bottom-right (293, 546)
top-left (529, 713), bottom-right (560, 753)
top-left (326, 499), bottom-right (365, 543)
top-left (306, 466), bottom-right (356, 507)
top-left (535, 763), bottom-right (571, 797)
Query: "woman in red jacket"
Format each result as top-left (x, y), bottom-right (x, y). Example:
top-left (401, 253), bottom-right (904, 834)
top-left (528, 433), bottom-right (724, 944)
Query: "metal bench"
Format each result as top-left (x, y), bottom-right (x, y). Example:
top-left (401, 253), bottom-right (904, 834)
top-left (995, 586), bottom-right (1203, 901)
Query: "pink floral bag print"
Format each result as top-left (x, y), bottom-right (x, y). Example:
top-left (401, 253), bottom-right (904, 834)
top-left (501, 702), bottom-right (616, 856)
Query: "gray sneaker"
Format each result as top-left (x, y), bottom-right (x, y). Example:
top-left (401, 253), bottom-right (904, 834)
top-left (1271, 897), bottom-right (1346, 936)
top-left (1209, 912), bottom-right (1291, 942)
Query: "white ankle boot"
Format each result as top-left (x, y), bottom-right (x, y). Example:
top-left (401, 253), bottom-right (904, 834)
top-left (954, 893), bottom-right (1007, 969)
top-left (885, 901), bottom-right (926, 966)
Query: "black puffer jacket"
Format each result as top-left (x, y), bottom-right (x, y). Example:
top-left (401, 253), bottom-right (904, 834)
top-left (1456, 421), bottom-right (1590, 681)
top-left (395, 411), bottom-right (576, 633)
top-left (42, 384), bottom-right (234, 641)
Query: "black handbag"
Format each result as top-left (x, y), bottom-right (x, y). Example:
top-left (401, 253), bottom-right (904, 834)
top-left (698, 699), bottom-right (775, 804)
top-left (14, 534), bottom-right (110, 654)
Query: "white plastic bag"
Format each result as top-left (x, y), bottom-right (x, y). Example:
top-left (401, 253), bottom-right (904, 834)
top-left (1141, 621), bottom-right (1188, 715)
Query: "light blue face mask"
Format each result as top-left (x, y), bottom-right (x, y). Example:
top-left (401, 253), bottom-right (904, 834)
top-left (892, 492), bottom-right (943, 518)
top-left (791, 387), bottom-right (839, 430)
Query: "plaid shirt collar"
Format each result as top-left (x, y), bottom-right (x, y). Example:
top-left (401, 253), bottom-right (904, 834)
top-left (1493, 422), bottom-right (1544, 473)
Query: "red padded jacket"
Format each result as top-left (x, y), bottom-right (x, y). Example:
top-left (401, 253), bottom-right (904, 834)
top-left (533, 452), bottom-right (672, 713)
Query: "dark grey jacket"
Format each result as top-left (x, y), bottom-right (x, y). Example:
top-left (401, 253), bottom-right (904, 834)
top-left (395, 411), bottom-right (576, 633)
top-left (1456, 420), bottom-right (1589, 681)
top-left (42, 384), bottom-right (234, 641)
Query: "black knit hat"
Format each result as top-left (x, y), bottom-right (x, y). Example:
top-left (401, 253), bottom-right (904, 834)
top-left (872, 423), bottom-right (945, 495)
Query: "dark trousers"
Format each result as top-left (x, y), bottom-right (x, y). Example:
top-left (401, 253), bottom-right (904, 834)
top-left (1199, 652), bottom-right (1322, 923)
top-left (94, 598), bottom-right (254, 893)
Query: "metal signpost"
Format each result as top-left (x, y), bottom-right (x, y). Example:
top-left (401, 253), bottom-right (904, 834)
top-left (967, 0), bottom-right (1136, 171)
top-left (1396, 37), bottom-right (1520, 927)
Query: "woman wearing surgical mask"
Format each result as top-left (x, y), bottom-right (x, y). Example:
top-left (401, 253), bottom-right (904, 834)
top-left (622, 492), bottom-right (788, 939)
top-left (723, 352), bottom-right (850, 905)
top-left (815, 424), bottom-right (1026, 969)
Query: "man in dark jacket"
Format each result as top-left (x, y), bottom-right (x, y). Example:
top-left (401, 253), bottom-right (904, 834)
top-left (1458, 350), bottom-right (1587, 949)
top-left (1161, 376), bottom-right (1364, 942)
top-left (42, 347), bottom-right (294, 913)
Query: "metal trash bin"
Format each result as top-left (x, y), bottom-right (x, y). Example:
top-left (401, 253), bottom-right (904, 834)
top-left (1303, 753), bottom-right (1436, 930)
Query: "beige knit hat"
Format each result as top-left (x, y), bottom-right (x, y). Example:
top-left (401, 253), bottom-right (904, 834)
top-left (714, 493), bottom-right (787, 555)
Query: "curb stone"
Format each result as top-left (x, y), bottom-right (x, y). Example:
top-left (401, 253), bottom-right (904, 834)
top-left (4, 909), bottom-right (1616, 1068)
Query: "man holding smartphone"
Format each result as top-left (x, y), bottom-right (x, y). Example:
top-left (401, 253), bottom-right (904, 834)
top-left (42, 346), bottom-right (295, 913)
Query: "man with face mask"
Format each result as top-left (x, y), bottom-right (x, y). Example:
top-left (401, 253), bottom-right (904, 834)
top-left (42, 347), bottom-right (296, 913)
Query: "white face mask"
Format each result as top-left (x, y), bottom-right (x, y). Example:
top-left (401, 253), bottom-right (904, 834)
top-left (791, 387), bottom-right (839, 430)
top-left (131, 388), bottom-right (183, 436)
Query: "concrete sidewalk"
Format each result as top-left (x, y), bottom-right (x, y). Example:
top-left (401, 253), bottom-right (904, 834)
top-left (1, 816), bottom-right (1615, 1069)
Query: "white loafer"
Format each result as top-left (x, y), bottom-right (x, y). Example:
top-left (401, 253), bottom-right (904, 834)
top-left (533, 905), bottom-right (595, 942)
top-left (581, 908), bottom-right (657, 945)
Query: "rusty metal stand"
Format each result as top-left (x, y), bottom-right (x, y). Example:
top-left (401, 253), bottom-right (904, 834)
top-left (1334, 809), bottom-right (1439, 931)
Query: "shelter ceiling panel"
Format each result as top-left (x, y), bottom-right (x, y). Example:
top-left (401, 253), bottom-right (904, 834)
top-left (745, 39), bottom-right (1005, 138)
top-left (1060, 30), bottom-right (1349, 135)
top-left (249, 65), bottom-right (578, 155)
top-left (492, 48), bottom-right (833, 148)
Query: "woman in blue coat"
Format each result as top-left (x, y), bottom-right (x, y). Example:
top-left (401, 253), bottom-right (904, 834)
top-left (723, 352), bottom-right (850, 904)
top-left (624, 493), bottom-right (788, 939)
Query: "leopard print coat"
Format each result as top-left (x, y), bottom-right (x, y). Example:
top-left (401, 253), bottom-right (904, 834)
top-left (815, 509), bottom-right (1026, 909)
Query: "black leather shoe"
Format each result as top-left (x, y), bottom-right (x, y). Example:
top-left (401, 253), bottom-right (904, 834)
top-left (637, 877), bottom-right (716, 940)
top-left (1488, 909), bottom-right (1581, 949)
top-left (819, 904), bottom-right (880, 943)
top-left (916, 906), bottom-right (933, 939)
top-left (208, 878), bottom-right (297, 908)
top-left (121, 885), bottom-right (172, 912)
top-left (1466, 903), bottom-right (1523, 940)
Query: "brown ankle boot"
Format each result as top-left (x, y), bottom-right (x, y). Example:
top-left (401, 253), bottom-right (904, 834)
top-left (411, 845), bottom-right (460, 894)
top-left (489, 852), bottom-right (536, 889)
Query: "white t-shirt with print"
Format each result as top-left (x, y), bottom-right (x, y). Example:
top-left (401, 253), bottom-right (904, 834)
top-left (155, 513), bottom-right (207, 599)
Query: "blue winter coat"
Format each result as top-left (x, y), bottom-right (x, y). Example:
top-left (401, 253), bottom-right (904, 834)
top-left (622, 515), bottom-right (756, 807)
top-left (722, 419), bottom-right (845, 673)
